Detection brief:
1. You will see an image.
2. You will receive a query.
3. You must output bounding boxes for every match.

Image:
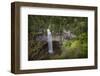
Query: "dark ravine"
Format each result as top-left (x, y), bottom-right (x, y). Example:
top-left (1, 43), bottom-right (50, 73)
top-left (28, 41), bottom-right (62, 60)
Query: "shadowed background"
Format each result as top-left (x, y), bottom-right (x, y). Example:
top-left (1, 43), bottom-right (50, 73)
top-left (28, 15), bottom-right (88, 60)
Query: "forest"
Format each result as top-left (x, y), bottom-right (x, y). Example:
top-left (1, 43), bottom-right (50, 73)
top-left (28, 15), bottom-right (88, 60)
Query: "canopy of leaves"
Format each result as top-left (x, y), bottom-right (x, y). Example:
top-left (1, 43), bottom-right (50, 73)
top-left (28, 15), bottom-right (88, 60)
top-left (28, 15), bottom-right (87, 35)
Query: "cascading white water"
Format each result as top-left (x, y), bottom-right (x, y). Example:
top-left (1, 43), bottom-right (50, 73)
top-left (47, 29), bottom-right (53, 54)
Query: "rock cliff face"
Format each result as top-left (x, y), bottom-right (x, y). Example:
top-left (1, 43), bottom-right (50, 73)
top-left (28, 33), bottom-right (61, 60)
top-left (28, 30), bottom-right (76, 60)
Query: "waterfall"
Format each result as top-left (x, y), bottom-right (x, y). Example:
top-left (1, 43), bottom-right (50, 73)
top-left (47, 29), bottom-right (53, 54)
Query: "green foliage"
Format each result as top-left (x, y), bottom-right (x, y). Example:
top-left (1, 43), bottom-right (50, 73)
top-left (62, 40), bottom-right (72, 48)
top-left (28, 15), bottom-right (88, 60)
top-left (28, 15), bottom-right (87, 35)
top-left (70, 40), bottom-right (81, 48)
top-left (59, 39), bottom-right (88, 59)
